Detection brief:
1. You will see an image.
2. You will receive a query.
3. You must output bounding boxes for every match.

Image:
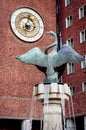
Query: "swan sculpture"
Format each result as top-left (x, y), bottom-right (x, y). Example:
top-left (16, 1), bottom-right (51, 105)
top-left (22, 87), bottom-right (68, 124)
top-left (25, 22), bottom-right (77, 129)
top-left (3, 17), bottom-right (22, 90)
top-left (16, 31), bottom-right (85, 83)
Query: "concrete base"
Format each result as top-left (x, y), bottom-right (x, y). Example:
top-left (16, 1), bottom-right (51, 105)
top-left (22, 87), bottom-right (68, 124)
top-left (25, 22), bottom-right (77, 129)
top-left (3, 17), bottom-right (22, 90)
top-left (34, 83), bottom-right (71, 130)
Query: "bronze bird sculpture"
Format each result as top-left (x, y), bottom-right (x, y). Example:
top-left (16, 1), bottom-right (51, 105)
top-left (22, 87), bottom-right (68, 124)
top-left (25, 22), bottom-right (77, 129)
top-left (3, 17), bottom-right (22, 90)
top-left (16, 31), bottom-right (85, 83)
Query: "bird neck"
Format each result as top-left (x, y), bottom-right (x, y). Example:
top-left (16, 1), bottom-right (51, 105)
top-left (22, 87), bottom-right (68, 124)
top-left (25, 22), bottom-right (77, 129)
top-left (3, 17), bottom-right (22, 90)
top-left (45, 43), bottom-right (56, 54)
top-left (45, 33), bottom-right (58, 54)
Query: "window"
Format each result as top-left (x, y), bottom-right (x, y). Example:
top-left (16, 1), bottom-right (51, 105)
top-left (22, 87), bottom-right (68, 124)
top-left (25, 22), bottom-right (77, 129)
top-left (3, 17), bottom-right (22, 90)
top-left (81, 55), bottom-right (86, 68)
top-left (79, 4), bottom-right (86, 19)
top-left (66, 15), bottom-right (73, 28)
top-left (70, 86), bottom-right (75, 95)
top-left (80, 29), bottom-right (86, 43)
top-left (56, 2), bottom-right (60, 14)
top-left (82, 82), bottom-right (86, 91)
top-left (67, 63), bottom-right (74, 74)
top-left (66, 37), bottom-right (74, 48)
top-left (65, 0), bottom-right (72, 7)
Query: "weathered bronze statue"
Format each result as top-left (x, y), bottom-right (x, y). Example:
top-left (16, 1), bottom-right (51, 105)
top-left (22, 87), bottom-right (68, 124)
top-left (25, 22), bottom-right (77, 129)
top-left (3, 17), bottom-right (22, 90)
top-left (16, 31), bottom-right (85, 83)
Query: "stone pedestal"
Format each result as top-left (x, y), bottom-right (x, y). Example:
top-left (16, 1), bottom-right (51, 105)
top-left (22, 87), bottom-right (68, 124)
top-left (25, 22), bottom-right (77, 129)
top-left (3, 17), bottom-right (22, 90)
top-left (34, 83), bottom-right (71, 130)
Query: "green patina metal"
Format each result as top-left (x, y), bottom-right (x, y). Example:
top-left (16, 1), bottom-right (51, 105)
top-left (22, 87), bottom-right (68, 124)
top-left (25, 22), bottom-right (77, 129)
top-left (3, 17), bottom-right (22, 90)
top-left (16, 31), bottom-right (84, 83)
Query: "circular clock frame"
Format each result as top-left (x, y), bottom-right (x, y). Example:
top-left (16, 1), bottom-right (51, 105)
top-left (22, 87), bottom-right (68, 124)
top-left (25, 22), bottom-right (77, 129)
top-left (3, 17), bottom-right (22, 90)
top-left (10, 6), bottom-right (45, 42)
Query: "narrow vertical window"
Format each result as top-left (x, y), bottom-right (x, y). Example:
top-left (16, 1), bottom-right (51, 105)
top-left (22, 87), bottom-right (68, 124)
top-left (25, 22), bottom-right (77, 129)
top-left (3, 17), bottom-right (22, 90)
top-left (80, 29), bottom-right (86, 43)
top-left (81, 55), bottom-right (86, 68)
top-left (70, 86), bottom-right (75, 95)
top-left (79, 4), bottom-right (86, 19)
top-left (82, 82), bottom-right (86, 91)
top-left (66, 37), bottom-right (74, 48)
top-left (65, 0), bottom-right (72, 7)
top-left (66, 15), bottom-right (73, 28)
top-left (67, 62), bottom-right (74, 74)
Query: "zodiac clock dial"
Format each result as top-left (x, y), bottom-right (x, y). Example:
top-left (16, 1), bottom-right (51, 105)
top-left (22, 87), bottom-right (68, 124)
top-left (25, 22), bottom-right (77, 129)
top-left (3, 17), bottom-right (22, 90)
top-left (10, 7), bottom-right (45, 42)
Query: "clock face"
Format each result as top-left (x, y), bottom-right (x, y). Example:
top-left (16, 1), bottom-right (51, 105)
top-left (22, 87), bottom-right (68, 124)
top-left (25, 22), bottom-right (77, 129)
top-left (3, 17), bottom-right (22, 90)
top-left (10, 7), bottom-right (45, 42)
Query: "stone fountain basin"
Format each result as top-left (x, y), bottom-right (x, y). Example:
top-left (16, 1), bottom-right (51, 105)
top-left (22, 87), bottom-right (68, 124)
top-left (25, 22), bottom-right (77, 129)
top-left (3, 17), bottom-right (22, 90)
top-left (33, 83), bottom-right (71, 101)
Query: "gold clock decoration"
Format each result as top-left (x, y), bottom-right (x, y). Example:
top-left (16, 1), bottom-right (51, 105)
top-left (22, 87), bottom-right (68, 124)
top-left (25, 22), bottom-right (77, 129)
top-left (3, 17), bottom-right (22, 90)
top-left (10, 7), bottom-right (45, 42)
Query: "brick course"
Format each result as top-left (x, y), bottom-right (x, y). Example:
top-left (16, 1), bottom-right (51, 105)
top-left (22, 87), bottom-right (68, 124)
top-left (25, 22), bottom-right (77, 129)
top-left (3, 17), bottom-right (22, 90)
top-left (0, 0), bottom-right (56, 119)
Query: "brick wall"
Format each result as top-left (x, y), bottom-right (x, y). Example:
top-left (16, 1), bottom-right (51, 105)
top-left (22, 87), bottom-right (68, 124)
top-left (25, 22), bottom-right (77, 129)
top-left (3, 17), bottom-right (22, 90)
top-left (0, 0), bottom-right (56, 119)
top-left (57, 0), bottom-right (86, 115)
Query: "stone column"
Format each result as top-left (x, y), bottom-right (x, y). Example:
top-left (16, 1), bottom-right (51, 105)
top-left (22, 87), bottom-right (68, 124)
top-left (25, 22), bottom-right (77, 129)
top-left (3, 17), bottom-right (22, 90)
top-left (43, 102), bottom-right (63, 130)
top-left (34, 83), bottom-right (71, 130)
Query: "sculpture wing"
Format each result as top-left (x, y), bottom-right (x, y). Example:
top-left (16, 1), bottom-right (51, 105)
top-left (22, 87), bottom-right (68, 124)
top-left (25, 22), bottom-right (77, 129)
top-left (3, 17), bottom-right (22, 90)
top-left (53, 44), bottom-right (85, 67)
top-left (16, 47), bottom-right (47, 67)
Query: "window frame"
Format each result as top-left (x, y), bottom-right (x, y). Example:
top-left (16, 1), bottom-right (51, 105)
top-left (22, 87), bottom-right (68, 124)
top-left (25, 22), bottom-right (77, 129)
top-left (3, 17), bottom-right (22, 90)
top-left (66, 37), bottom-right (74, 48)
top-left (79, 4), bottom-right (86, 19)
top-left (70, 86), bottom-right (75, 95)
top-left (82, 82), bottom-right (86, 92)
top-left (66, 15), bottom-right (73, 28)
top-left (80, 29), bottom-right (86, 43)
top-left (65, 0), bottom-right (72, 7)
top-left (81, 55), bottom-right (86, 69)
top-left (67, 62), bottom-right (74, 74)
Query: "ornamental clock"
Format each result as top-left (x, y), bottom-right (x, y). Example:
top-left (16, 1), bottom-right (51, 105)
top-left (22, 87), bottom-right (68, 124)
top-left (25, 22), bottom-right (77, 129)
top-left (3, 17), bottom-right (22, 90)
top-left (10, 7), bottom-right (45, 42)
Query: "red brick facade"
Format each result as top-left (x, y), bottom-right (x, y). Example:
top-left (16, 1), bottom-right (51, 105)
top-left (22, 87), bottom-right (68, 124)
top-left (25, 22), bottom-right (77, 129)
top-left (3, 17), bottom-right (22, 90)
top-left (57, 0), bottom-right (86, 116)
top-left (0, 0), bottom-right (86, 121)
top-left (0, 0), bottom-right (56, 119)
